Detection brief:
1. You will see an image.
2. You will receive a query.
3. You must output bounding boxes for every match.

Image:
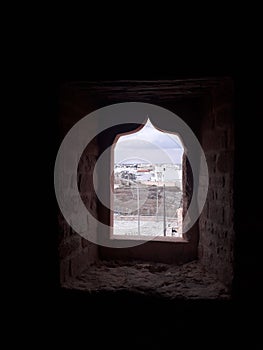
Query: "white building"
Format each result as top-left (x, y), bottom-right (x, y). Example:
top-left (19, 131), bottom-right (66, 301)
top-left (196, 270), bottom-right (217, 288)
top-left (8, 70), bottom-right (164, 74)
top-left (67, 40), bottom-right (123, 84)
top-left (151, 164), bottom-right (182, 189)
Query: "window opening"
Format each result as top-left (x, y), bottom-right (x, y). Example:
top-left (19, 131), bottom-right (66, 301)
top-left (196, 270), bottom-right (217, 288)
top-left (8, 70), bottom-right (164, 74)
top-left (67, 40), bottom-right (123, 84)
top-left (112, 119), bottom-right (184, 240)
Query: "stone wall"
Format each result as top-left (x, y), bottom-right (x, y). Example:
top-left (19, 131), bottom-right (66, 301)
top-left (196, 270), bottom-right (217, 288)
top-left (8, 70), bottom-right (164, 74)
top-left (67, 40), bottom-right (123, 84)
top-left (198, 79), bottom-right (235, 288)
top-left (57, 79), bottom-right (235, 288)
top-left (58, 89), bottom-right (99, 284)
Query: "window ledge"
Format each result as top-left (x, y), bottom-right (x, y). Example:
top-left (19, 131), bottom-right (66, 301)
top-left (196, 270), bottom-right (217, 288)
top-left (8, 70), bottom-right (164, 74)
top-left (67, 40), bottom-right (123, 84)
top-left (110, 235), bottom-right (188, 243)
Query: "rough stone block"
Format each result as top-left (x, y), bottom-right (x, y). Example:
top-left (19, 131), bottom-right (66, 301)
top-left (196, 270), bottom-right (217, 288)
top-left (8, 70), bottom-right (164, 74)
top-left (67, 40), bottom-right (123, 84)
top-left (223, 205), bottom-right (234, 226)
top-left (209, 175), bottom-right (225, 188)
top-left (81, 237), bottom-right (90, 248)
top-left (217, 151), bottom-right (234, 173)
top-left (208, 203), bottom-right (224, 225)
top-left (70, 247), bottom-right (96, 278)
top-left (60, 259), bottom-right (70, 284)
top-left (202, 130), bottom-right (227, 150)
top-left (59, 235), bottom-right (81, 259)
top-left (215, 105), bottom-right (233, 128)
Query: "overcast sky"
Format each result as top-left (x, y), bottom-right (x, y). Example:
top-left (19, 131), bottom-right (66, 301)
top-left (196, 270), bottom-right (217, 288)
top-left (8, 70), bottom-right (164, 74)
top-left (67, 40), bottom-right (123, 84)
top-left (114, 119), bottom-right (183, 164)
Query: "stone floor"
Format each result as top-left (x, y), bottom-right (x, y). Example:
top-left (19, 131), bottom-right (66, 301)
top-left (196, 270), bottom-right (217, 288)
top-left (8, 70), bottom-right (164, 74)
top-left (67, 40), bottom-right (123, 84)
top-left (62, 260), bottom-right (230, 299)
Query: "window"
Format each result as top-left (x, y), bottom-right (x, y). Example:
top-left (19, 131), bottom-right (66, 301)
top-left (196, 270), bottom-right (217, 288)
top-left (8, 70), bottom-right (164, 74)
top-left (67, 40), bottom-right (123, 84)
top-left (111, 119), bottom-right (185, 241)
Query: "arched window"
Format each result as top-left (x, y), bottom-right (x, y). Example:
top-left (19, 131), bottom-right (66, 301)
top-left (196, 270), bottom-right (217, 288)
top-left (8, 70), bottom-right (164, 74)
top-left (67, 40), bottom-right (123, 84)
top-left (111, 119), bottom-right (185, 241)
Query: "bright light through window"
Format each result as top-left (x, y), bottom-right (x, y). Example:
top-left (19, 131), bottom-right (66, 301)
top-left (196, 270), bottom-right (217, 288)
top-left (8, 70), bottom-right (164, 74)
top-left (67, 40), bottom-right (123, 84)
top-left (113, 119), bottom-right (184, 239)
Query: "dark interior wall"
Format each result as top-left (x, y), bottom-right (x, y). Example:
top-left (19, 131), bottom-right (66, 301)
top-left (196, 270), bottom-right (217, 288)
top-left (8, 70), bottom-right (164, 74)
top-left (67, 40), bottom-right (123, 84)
top-left (58, 88), bottom-right (100, 283)
top-left (98, 99), bottom-right (202, 264)
top-left (58, 82), bottom-right (207, 272)
top-left (57, 79), bottom-right (236, 284)
top-left (27, 67), bottom-right (261, 346)
top-left (198, 80), bottom-right (235, 288)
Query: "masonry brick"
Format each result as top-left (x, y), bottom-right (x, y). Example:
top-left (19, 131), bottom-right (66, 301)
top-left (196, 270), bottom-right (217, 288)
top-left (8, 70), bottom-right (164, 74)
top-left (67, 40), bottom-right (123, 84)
top-left (79, 173), bottom-right (94, 194)
top-left (209, 175), bottom-right (225, 188)
top-left (79, 154), bottom-right (97, 174)
top-left (223, 205), bottom-right (234, 226)
top-left (59, 235), bottom-right (81, 259)
top-left (214, 188), bottom-right (230, 202)
top-left (82, 237), bottom-right (90, 248)
top-left (60, 259), bottom-right (70, 284)
top-left (58, 78), bottom-right (235, 290)
top-left (202, 130), bottom-right (227, 150)
top-left (199, 81), bottom-right (235, 289)
top-left (217, 151), bottom-right (234, 173)
top-left (70, 247), bottom-right (95, 278)
top-left (215, 105), bottom-right (233, 128)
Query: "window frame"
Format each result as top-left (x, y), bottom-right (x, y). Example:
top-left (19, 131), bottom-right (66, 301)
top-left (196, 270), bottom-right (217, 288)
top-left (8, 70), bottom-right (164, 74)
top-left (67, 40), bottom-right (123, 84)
top-left (109, 119), bottom-right (188, 243)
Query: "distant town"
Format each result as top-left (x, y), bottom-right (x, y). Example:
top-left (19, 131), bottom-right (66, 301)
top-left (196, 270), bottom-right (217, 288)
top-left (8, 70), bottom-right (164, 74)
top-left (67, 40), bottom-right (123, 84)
top-left (114, 162), bottom-right (182, 189)
top-left (113, 162), bottom-right (183, 238)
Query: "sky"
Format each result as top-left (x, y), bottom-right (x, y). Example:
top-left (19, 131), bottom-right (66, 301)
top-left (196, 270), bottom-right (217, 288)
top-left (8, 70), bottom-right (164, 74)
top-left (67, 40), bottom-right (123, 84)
top-left (114, 119), bottom-right (184, 164)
